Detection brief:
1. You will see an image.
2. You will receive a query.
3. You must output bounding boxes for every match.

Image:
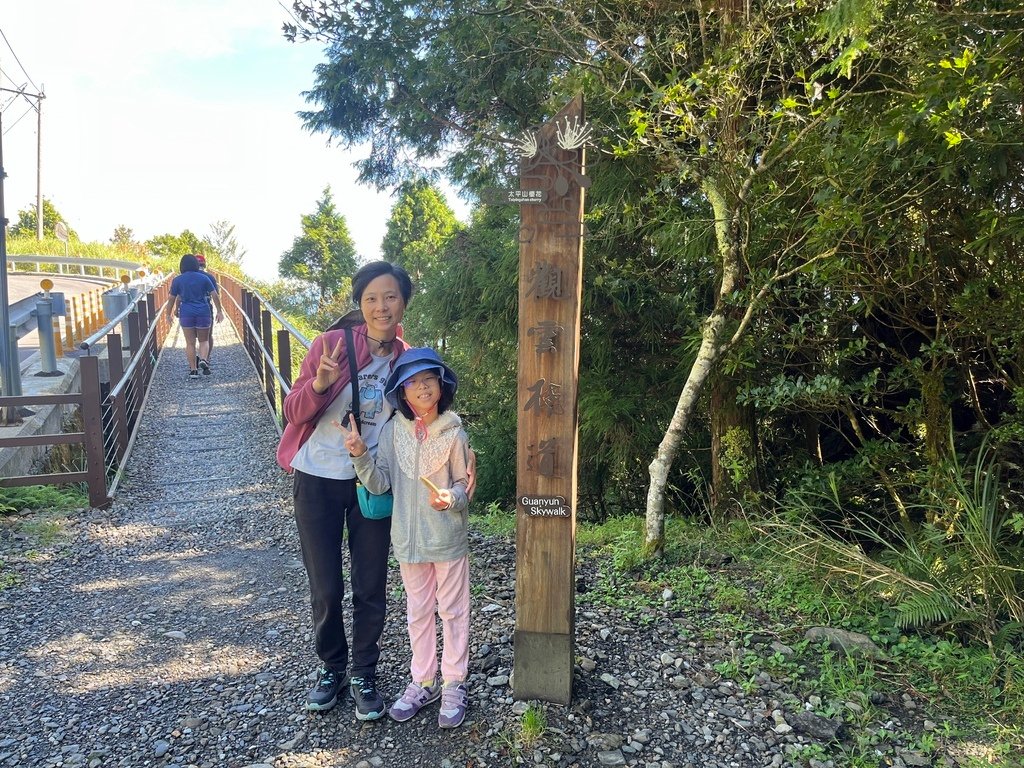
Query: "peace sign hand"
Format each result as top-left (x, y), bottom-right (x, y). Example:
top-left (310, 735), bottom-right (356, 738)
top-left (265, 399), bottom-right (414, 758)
top-left (334, 412), bottom-right (367, 457)
top-left (313, 337), bottom-right (345, 394)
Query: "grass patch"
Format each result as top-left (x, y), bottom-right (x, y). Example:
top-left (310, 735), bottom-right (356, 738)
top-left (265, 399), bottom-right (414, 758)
top-left (518, 704), bottom-right (547, 748)
top-left (466, 501), bottom-right (1022, 759)
top-left (470, 502), bottom-right (516, 538)
top-left (0, 562), bottom-right (19, 590)
top-left (571, 512), bottom-right (1022, 761)
top-left (0, 485), bottom-right (84, 592)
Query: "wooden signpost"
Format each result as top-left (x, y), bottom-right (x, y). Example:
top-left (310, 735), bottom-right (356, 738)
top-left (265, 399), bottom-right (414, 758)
top-left (508, 95), bottom-right (589, 704)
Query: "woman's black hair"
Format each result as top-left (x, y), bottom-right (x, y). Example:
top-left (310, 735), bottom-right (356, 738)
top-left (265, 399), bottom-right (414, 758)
top-left (179, 253), bottom-right (200, 273)
top-left (352, 261), bottom-right (414, 306)
top-left (396, 372), bottom-right (455, 420)
top-left (325, 261), bottom-right (415, 331)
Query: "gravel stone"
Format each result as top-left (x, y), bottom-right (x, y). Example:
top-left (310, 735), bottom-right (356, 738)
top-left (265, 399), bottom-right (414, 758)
top-left (0, 321), bottom-right (967, 767)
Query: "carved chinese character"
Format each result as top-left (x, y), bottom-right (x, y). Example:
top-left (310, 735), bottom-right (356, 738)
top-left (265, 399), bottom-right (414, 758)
top-left (527, 261), bottom-right (563, 299)
top-left (528, 320), bottom-right (563, 353)
top-left (524, 379), bottom-right (564, 416)
top-left (526, 437), bottom-right (559, 477)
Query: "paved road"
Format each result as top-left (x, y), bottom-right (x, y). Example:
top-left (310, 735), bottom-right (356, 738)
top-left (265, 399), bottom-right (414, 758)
top-left (4, 272), bottom-right (114, 361)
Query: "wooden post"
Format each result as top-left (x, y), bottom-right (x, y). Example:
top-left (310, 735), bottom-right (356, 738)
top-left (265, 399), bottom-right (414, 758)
top-left (277, 328), bottom-right (292, 425)
top-left (261, 309), bottom-right (274, 410)
top-left (79, 354), bottom-right (110, 508)
top-left (137, 300), bottom-right (152, 388)
top-left (242, 290), bottom-right (253, 364)
top-left (512, 95), bottom-right (588, 704)
top-left (107, 332), bottom-right (129, 462)
top-left (246, 291), bottom-right (259, 367)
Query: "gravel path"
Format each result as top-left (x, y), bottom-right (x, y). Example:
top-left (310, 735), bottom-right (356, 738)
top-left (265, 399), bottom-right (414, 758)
top-left (0, 320), bottom-right (972, 768)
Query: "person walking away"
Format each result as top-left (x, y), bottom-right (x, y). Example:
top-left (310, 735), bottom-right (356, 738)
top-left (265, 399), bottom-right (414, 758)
top-left (276, 261), bottom-right (413, 720)
top-left (341, 347), bottom-right (472, 728)
top-left (166, 253), bottom-right (223, 379)
top-left (195, 253), bottom-right (217, 368)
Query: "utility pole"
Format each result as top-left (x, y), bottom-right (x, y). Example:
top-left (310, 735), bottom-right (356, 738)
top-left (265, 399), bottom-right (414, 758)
top-left (0, 84), bottom-right (45, 423)
top-left (0, 108), bottom-right (18, 423)
top-left (36, 85), bottom-right (44, 240)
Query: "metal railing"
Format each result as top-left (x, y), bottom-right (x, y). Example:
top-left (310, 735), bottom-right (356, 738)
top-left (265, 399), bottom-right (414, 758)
top-left (216, 273), bottom-right (310, 433)
top-left (1, 270), bottom-right (301, 508)
top-left (7, 254), bottom-right (144, 279)
top-left (0, 277), bottom-right (172, 507)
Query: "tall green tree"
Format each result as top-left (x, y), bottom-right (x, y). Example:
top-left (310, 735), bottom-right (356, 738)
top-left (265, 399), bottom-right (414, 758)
top-left (208, 220), bottom-right (247, 264)
top-left (146, 230), bottom-right (207, 272)
top-left (279, 187), bottom-right (358, 311)
top-left (286, 0), bottom-right (1024, 545)
top-left (286, 0), bottom-right (874, 548)
top-left (381, 178), bottom-right (460, 342)
top-left (9, 199), bottom-right (77, 240)
top-left (111, 226), bottom-right (135, 247)
top-left (381, 178), bottom-right (459, 283)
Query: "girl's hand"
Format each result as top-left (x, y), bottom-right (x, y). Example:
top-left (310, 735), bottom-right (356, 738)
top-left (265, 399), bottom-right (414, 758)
top-left (334, 413), bottom-right (367, 457)
top-left (313, 337), bottom-right (344, 394)
top-left (430, 488), bottom-right (454, 511)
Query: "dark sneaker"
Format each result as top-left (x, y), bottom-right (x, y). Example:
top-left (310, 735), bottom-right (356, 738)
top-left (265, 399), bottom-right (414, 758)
top-left (306, 667), bottom-right (344, 712)
top-left (350, 675), bottom-right (385, 721)
top-left (438, 682), bottom-right (468, 728)
top-left (198, 358), bottom-right (211, 375)
top-left (188, 369), bottom-right (199, 380)
top-left (388, 680), bottom-right (441, 722)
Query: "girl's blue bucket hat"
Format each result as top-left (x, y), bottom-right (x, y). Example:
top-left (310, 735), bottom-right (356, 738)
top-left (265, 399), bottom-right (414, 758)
top-left (384, 347), bottom-right (458, 409)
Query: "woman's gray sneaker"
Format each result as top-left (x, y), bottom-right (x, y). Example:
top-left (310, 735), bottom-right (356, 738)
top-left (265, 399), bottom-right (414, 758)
top-left (306, 667), bottom-right (344, 711)
top-left (350, 675), bottom-right (385, 720)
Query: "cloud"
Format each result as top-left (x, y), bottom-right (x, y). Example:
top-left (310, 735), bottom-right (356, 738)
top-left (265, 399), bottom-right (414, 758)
top-left (2, 1), bottom-right (465, 282)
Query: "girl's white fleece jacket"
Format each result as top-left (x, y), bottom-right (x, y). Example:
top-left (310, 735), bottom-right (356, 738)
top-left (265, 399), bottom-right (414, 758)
top-left (351, 410), bottom-right (471, 564)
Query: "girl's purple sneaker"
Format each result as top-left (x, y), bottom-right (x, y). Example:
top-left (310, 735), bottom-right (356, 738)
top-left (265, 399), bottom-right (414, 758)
top-left (438, 682), bottom-right (468, 728)
top-left (388, 681), bottom-right (441, 722)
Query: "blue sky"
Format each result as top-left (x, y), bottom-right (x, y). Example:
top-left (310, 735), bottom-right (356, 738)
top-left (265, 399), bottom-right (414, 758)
top-left (1, 0), bottom-right (467, 282)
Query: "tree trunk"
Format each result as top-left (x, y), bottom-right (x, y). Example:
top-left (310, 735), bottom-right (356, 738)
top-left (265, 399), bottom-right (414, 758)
top-left (710, 370), bottom-right (760, 520)
top-left (920, 365), bottom-right (952, 469)
top-left (645, 177), bottom-right (745, 555)
top-left (645, 311), bottom-right (729, 556)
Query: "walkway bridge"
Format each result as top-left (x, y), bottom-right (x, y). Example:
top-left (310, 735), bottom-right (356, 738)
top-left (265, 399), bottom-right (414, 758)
top-left (0, 274), bottom-right (524, 767)
top-left (0, 271), bottom-right (300, 506)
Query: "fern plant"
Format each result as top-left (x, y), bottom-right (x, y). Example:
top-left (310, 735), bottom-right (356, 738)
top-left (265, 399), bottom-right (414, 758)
top-left (759, 441), bottom-right (1024, 651)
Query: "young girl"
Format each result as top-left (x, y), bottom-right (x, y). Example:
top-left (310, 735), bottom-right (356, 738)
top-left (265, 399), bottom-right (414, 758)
top-left (341, 347), bottom-right (472, 728)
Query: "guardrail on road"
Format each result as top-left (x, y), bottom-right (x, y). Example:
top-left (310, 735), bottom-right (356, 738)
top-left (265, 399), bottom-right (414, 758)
top-left (0, 276), bottom-right (173, 507)
top-left (8, 254), bottom-right (144, 278)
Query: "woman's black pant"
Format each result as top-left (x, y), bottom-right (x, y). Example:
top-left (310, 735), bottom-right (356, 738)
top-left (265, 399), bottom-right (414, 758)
top-left (292, 470), bottom-right (392, 677)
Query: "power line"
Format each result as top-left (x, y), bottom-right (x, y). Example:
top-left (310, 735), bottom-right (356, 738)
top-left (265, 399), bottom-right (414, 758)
top-left (0, 25), bottom-right (41, 94)
top-left (2, 101), bottom-right (34, 135)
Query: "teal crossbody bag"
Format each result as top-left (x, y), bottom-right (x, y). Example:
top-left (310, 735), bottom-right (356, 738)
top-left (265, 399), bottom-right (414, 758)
top-left (345, 327), bottom-right (393, 520)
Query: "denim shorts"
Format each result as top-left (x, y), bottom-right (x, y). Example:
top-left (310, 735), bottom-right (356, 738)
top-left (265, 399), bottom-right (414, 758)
top-left (179, 310), bottom-right (213, 329)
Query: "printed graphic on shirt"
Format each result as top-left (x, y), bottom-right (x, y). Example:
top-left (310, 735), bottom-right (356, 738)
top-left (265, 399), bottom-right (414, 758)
top-left (358, 371), bottom-right (387, 423)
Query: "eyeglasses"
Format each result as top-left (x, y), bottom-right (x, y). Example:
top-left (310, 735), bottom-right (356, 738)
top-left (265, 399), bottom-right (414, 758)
top-left (402, 375), bottom-right (440, 390)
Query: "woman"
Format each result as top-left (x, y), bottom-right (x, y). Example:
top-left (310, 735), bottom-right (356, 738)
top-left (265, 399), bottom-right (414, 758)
top-left (276, 261), bottom-right (414, 720)
top-left (166, 253), bottom-right (223, 379)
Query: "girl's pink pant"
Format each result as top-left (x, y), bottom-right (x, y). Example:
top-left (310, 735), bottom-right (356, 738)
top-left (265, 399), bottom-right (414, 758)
top-left (399, 556), bottom-right (470, 684)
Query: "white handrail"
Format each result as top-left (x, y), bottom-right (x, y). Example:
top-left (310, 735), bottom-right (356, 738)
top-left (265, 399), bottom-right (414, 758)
top-left (7, 254), bottom-right (144, 272)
